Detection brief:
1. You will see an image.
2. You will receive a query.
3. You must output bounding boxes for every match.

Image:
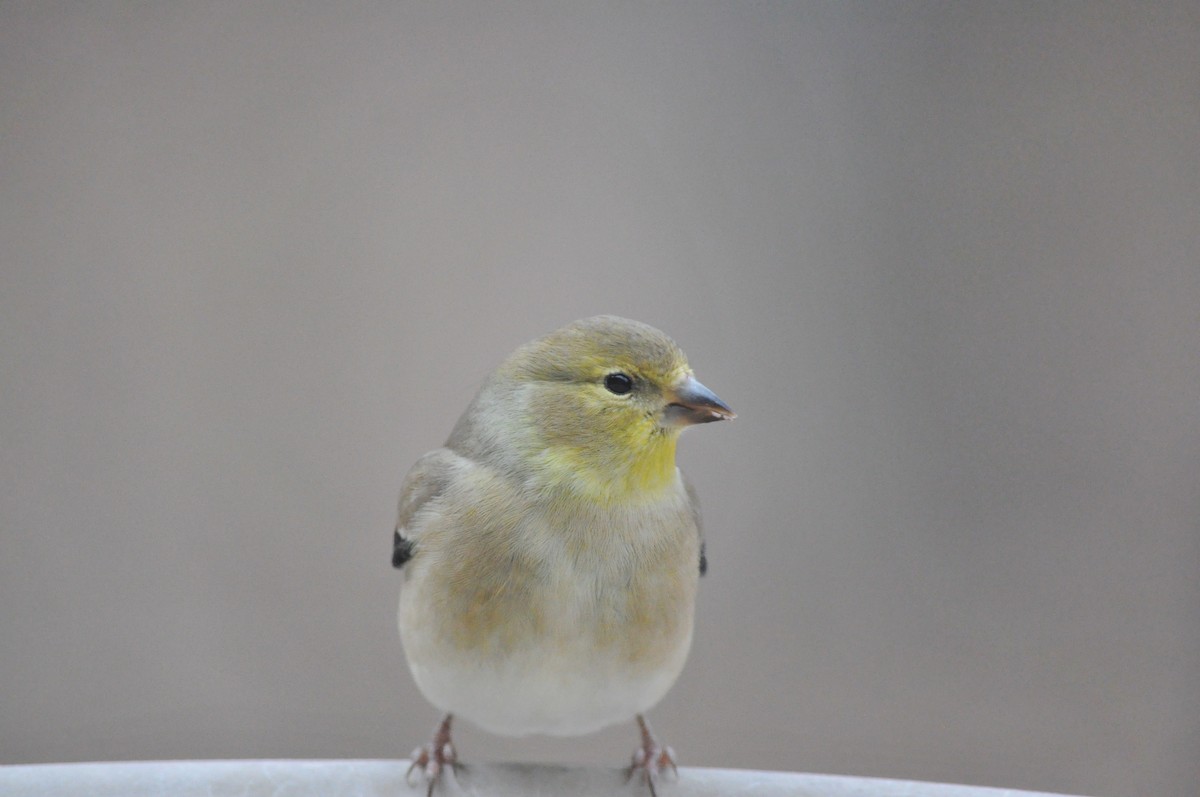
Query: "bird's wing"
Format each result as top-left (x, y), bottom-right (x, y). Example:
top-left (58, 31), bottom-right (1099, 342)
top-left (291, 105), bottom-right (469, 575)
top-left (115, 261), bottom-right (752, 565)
top-left (683, 476), bottom-right (708, 576)
top-left (392, 448), bottom-right (460, 570)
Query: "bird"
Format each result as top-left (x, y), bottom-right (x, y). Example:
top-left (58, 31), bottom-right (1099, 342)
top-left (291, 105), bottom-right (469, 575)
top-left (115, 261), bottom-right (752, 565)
top-left (391, 315), bottom-right (734, 796)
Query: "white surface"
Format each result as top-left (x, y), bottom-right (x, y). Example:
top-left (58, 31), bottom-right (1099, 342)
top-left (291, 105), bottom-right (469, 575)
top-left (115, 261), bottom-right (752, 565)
top-left (0, 760), bottom-right (1090, 797)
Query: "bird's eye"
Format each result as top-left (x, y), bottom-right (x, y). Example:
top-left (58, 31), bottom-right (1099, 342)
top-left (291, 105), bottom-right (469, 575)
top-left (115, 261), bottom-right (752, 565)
top-left (603, 372), bottom-right (634, 395)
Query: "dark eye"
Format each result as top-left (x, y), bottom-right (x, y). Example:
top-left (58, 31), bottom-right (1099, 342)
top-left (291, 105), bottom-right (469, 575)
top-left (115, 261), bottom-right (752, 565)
top-left (603, 372), bottom-right (634, 395)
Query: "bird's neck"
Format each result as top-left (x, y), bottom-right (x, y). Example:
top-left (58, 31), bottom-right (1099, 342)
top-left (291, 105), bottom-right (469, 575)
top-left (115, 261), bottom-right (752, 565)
top-left (621, 433), bottom-right (681, 497)
top-left (534, 433), bottom-right (681, 505)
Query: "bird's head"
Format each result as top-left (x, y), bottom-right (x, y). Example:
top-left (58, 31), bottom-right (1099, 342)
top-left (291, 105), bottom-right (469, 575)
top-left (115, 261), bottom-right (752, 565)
top-left (496, 316), bottom-right (734, 502)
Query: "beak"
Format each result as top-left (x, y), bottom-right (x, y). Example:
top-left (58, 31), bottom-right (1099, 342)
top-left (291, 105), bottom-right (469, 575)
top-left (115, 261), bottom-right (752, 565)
top-left (663, 375), bottom-right (736, 427)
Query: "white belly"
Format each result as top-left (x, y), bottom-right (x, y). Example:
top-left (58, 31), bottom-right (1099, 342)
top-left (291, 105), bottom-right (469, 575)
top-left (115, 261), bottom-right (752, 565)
top-left (402, 615), bottom-right (692, 736)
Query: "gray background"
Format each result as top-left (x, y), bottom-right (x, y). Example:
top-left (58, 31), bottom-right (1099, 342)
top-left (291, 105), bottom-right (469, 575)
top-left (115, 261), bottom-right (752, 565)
top-left (2, 4), bottom-right (1196, 797)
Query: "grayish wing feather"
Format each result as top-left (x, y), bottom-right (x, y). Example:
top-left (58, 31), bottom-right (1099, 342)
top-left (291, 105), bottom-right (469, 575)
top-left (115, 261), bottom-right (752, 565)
top-left (683, 475), bottom-right (707, 576)
top-left (392, 448), bottom-right (460, 570)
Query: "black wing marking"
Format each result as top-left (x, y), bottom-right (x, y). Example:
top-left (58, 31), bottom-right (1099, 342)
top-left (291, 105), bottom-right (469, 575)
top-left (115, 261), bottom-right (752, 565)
top-left (392, 530), bottom-right (415, 569)
top-left (683, 476), bottom-right (707, 577)
top-left (390, 448), bottom-right (458, 571)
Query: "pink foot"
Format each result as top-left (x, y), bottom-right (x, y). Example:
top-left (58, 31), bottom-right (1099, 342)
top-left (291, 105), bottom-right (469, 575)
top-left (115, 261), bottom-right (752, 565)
top-left (628, 714), bottom-right (678, 797)
top-left (405, 714), bottom-right (456, 797)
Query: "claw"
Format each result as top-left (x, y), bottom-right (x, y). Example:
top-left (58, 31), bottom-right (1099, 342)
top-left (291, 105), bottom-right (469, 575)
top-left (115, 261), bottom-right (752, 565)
top-left (628, 715), bottom-right (678, 796)
top-left (405, 714), bottom-right (456, 795)
top-left (405, 747), bottom-right (425, 786)
top-left (661, 746), bottom-right (679, 780)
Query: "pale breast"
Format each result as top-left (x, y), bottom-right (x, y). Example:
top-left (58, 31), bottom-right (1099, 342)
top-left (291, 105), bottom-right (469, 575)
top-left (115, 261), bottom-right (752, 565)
top-left (398, 478), bottom-right (701, 735)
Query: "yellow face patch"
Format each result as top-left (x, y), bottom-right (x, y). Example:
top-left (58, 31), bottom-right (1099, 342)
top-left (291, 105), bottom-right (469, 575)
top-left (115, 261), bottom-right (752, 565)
top-left (497, 320), bottom-right (695, 504)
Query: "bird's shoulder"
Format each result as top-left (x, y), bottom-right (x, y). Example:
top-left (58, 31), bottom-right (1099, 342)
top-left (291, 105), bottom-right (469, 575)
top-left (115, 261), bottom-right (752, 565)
top-left (392, 447), bottom-right (470, 569)
top-left (392, 443), bottom-right (531, 568)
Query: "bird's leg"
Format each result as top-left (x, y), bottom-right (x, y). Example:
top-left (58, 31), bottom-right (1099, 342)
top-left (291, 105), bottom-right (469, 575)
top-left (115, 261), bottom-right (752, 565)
top-left (628, 714), bottom-right (678, 797)
top-left (405, 714), bottom-right (457, 797)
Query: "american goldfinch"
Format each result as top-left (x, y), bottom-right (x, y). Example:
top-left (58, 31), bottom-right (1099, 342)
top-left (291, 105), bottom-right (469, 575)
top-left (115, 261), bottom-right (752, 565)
top-left (392, 316), bottom-right (734, 796)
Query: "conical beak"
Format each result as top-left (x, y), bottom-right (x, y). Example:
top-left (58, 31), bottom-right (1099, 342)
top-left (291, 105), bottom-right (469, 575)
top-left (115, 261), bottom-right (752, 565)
top-left (663, 375), bottom-right (736, 427)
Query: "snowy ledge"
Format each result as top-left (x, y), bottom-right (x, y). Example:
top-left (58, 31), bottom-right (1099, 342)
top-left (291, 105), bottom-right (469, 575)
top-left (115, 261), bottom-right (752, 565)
top-left (0, 759), bottom-right (1090, 797)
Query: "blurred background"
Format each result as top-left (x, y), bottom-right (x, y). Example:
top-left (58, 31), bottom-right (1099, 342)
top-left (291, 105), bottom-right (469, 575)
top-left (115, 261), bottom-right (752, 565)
top-left (2, 4), bottom-right (1197, 797)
